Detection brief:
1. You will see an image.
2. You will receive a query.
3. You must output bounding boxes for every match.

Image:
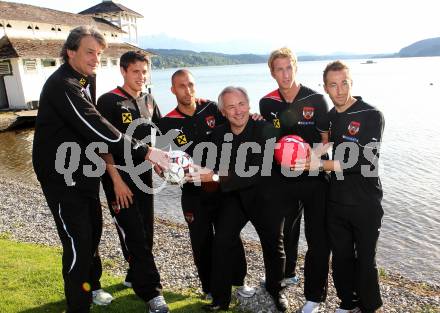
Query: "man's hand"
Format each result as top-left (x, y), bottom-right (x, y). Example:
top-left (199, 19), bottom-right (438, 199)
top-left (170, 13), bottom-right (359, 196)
top-left (185, 164), bottom-right (215, 184)
top-left (292, 149), bottom-right (321, 172)
top-left (250, 113), bottom-right (264, 121)
top-left (146, 147), bottom-right (170, 170)
top-left (113, 179), bottom-right (133, 209)
top-left (153, 164), bottom-right (164, 178)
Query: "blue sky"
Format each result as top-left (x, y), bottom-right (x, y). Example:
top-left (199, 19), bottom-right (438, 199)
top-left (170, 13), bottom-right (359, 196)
top-left (7, 0), bottom-right (440, 54)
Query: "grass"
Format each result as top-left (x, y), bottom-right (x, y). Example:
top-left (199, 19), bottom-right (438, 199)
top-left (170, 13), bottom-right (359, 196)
top-left (0, 239), bottom-right (239, 313)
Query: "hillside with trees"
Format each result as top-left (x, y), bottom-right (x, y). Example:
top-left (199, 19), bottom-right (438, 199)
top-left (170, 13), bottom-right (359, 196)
top-left (148, 49), bottom-right (267, 69)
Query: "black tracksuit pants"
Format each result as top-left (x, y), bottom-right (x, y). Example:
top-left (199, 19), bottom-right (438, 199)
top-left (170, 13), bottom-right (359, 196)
top-left (181, 187), bottom-right (247, 294)
top-left (105, 191), bottom-right (162, 302)
top-left (260, 174), bottom-right (330, 303)
top-left (283, 201), bottom-right (302, 278)
top-left (42, 186), bottom-right (103, 313)
top-left (327, 200), bottom-right (383, 312)
top-left (211, 188), bottom-right (287, 306)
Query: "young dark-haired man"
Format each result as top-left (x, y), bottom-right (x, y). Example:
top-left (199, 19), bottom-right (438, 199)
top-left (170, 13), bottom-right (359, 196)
top-left (96, 51), bottom-right (169, 313)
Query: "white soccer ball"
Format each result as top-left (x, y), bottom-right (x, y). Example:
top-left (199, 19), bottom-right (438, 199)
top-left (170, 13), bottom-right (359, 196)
top-left (163, 150), bottom-right (193, 185)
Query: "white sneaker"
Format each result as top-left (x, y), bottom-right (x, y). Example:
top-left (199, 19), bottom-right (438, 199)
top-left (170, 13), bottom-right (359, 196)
top-left (92, 289), bottom-right (113, 306)
top-left (260, 275), bottom-right (300, 287)
top-left (236, 285), bottom-right (256, 298)
top-left (202, 292), bottom-right (213, 301)
top-left (301, 300), bottom-right (320, 313)
top-left (281, 276), bottom-right (300, 286)
top-left (123, 280), bottom-right (132, 288)
top-left (148, 295), bottom-right (169, 313)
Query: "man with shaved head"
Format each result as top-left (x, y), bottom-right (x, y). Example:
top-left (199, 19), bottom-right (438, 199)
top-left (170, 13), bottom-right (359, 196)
top-left (158, 70), bottom-right (254, 301)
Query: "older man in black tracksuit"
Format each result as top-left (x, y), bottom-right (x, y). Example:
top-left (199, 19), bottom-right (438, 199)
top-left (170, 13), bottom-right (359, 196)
top-left (32, 26), bottom-right (168, 313)
top-left (187, 86), bottom-right (289, 312)
top-left (158, 70), bottom-right (251, 300)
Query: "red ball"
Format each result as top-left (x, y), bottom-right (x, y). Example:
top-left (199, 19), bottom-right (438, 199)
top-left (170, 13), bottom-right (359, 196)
top-left (274, 135), bottom-right (310, 167)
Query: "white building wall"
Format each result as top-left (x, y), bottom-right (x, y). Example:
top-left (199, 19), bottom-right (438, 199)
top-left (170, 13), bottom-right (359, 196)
top-left (96, 57), bottom-right (124, 96)
top-left (1, 20), bottom-right (69, 40)
top-left (0, 20), bottom-right (123, 42)
top-left (3, 59), bottom-right (26, 109)
top-left (19, 58), bottom-right (49, 107)
top-left (5, 57), bottom-right (129, 109)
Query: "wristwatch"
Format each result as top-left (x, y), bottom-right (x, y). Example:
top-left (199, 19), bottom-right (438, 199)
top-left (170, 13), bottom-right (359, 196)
top-left (318, 160), bottom-right (324, 172)
top-left (212, 172), bottom-right (220, 182)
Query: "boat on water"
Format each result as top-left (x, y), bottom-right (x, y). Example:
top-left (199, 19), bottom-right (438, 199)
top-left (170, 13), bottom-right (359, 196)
top-left (361, 60), bottom-right (376, 64)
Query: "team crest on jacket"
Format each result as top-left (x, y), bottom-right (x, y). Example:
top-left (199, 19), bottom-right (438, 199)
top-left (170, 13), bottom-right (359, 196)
top-left (111, 201), bottom-right (121, 214)
top-left (302, 107), bottom-right (314, 120)
top-left (205, 115), bottom-right (216, 128)
top-left (348, 121), bottom-right (360, 136)
top-left (184, 212), bottom-right (194, 223)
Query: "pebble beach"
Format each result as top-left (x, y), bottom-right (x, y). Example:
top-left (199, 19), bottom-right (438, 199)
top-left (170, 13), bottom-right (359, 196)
top-left (0, 176), bottom-right (439, 313)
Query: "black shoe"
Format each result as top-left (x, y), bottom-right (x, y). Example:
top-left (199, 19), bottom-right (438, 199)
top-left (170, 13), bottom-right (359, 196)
top-left (272, 293), bottom-right (289, 312)
top-left (202, 303), bottom-right (229, 312)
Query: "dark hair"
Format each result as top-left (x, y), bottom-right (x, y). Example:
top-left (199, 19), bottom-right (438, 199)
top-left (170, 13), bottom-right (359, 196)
top-left (120, 50), bottom-right (149, 70)
top-left (323, 60), bottom-right (350, 84)
top-left (60, 26), bottom-right (107, 63)
top-left (171, 69), bottom-right (193, 85)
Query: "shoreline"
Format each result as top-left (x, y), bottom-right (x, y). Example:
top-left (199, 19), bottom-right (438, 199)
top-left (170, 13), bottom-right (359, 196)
top-left (0, 176), bottom-right (438, 312)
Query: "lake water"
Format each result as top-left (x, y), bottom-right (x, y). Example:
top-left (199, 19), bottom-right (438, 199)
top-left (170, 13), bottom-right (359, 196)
top-left (0, 57), bottom-right (439, 285)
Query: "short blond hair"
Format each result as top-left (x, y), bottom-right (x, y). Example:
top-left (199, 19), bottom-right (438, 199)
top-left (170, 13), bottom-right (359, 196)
top-left (268, 47), bottom-right (297, 72)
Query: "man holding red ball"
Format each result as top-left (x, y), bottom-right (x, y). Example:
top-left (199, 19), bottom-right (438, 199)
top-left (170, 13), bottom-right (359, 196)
top-left (259, 47), bottom-right (331, 313)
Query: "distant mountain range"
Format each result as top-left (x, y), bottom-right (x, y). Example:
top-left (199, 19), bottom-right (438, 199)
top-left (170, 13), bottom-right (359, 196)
top-left (141, 36), bottom-right (440, 69)
top-left (139, 34), bottom-right (274, 55)
top-left (398, 37), bottom-right (440, 57)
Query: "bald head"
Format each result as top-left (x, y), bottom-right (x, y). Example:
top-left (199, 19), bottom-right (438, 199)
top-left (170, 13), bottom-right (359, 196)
top-left (171, 69), bottom-right (196, 108)
top-left (171, 69), bottom-right (193, 86)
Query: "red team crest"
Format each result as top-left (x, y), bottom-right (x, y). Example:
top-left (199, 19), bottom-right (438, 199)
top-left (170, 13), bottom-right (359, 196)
top-left (302, 107), bottom-right (315, 120)
top-left (348, 121), bottom-right (360, 136)
top-left (205, 115), bottom-right (216, 128)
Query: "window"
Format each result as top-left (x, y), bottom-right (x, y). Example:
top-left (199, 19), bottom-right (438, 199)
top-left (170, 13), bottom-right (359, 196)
top-left (111, 59), bottom-right (118, 66)
top-left (23, 59), bottom-right (37, 73)
top-left (42, 59), bottom-right (56, 67)
top-left (101, 59), bottom-right (108, 67)
top-left (0, 60), bottom-right (12, 75)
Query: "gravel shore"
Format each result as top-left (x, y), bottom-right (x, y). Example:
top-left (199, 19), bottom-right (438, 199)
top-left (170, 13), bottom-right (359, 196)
top-left (0, 176), bottom-right (438, 312)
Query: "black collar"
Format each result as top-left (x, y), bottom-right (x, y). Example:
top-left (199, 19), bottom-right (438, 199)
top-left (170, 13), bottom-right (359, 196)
top-left (63, 62), bottom-right (91, 88)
